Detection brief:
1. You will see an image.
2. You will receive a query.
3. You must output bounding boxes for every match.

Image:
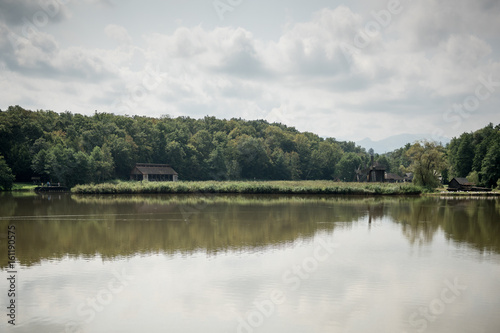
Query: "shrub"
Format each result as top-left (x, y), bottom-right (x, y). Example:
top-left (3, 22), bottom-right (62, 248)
top-left (0, 155), bottom-right (15, 191)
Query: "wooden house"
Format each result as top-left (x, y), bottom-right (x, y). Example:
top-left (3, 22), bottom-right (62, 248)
top-left (447, 177), bottom-right (491, 192)
top-left (385, 173), bottom-right (404, 183)
top-left (448, 178), bottom-right (473, 191)
top-left (130, 163), bottom-right (178, 182)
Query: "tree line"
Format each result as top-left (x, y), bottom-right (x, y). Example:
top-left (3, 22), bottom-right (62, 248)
top-left (446, 123), bottom-right (500, 188)
top-left (0, 105), bottom-right (499, 189)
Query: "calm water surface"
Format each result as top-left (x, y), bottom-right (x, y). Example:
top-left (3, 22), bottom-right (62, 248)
top-left (1, 193), bottom-right (500, 333)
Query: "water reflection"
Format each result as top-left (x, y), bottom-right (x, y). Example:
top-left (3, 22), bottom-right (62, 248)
top-left (1, 193), bottom-right (499, 269)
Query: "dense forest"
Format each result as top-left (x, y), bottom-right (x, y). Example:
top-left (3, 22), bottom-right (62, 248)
top-left (0, 105), bottom-right (499, 189)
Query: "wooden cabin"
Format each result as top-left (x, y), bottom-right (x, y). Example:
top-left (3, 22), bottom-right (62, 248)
top-left (448, 178), bottom-right (473, 191)
top-left (448, 177), bottom-right (491, 192)
top-left (130, 163), bottom-right (178, 182)
top-left (385, 173), bottom-right (404, 183)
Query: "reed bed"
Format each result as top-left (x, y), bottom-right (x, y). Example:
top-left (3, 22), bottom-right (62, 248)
top-left (72, 180), bottom-right (423, 195)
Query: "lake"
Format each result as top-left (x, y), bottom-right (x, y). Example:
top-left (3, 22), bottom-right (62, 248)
top-left (1, 193), bottom-right (500, 333)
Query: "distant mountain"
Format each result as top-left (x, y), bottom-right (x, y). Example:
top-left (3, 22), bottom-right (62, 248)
top-left (357, 134), bottom-right (450, 154)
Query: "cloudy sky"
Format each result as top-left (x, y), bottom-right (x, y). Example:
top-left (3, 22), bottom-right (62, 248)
top-left (1, 0), bottom-right (499, 143)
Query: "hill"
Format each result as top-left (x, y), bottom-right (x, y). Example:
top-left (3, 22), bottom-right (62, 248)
top-left (0, 105), bottom-right (367, 186)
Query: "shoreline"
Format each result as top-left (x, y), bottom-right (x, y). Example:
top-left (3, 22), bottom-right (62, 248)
top-left (5, 181), bottom-right (499, 197)
top-left (71, 180), bottom-right (424, 195)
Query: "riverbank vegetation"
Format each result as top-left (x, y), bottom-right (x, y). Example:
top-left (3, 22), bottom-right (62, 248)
top-left (1, 105), bottom-right (499, 190)
top-left (72, 180), bottom-right (424, 195)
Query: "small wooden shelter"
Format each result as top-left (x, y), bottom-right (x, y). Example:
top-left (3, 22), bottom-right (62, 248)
top-left (447, 177), bottom-right (491, 192)
top-left (385, 173), bottom-right (404, 183)
top-left (448, 178), bottom-right (473, 191)
top-left (130, 163), bottom-right (178, 182)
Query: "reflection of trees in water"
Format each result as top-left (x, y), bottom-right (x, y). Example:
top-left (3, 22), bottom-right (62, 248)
top-left (387, 198), bottom-right (441, 246)
top-left (1, 194), bottom-right (499, 268)
top-left (439, 198), bottom-right (500, 253)
top-left (0, 194), bottom-right (374, 268)
top-left (384, 197), bottom-right (500, 252)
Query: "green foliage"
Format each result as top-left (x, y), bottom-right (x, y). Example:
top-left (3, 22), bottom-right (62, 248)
top-left (375, 155), bottom-right (391, 173)
top-left (480, 139), bottom-right (500, 188)
top-left (447, 123), bottom-right (500, 186)
top-left (383, 143), bottom-right (412, 176)
top-left (1, 106), bottom-right (498, 188)
top-left (72, 180), bottom-right (423, 195)
top-left (0, 154), bottom-right (15, 190)
top-left (89, 145), bottom-right (115, 183)
top-left (4, 106), bottom-right (372, 184)
top-left (406, 141), bottom-right (447, 189)
top-left (448, 132), bottom-right (474, 177)
top-left (466, 171), bottom-right (480, 185)
top-left (337, 152), bottom-right (362, 181)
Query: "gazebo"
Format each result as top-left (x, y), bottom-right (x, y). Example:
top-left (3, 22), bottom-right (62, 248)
top-left (130, 163), bottom-right (178, 182)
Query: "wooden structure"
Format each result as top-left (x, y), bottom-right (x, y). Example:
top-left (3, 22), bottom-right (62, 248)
top-left (385, 173), bottom-right (403, 183)
top-left (403, 173), bottom-right (414, 183)
top-left (447, 177), bottom-right (491, 192)
top-left (448, 178), bottom-right (473, 191)
top-left (368, 165), bottom-right (385, 182)
top-left (35, 186), bottom-right (69, 193)
top-left (130, 163), bottom-right (178, 182)
top-left (355, 157), bottom-right (386, 182)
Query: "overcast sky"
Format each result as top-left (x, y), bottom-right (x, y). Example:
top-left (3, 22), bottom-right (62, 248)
top-left (1, 0), bottom-right (499, 142)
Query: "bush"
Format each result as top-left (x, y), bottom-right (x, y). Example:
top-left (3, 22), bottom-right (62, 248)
top-left (0, 155), bottom-right (15, 190)
top-left (466, 171), bottom-right (480, 185)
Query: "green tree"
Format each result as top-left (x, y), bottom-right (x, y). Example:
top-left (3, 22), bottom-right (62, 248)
top-left (236, 135), bottom-right (270, 179)
top-left (31, 148), bottom-right (52, 180)
top-left (72, 151), bottom-right (91, 185)
top-left (270, 148), bottom-right (291, 179)
top-left (406, 141), bottom-right (447, 188)
top-left (337, 152), bottom-right (362, 182)
top-left (289, 152), bottom-right (302, 180)
top-left (89, 145), bottom-right (115, 183)
top-left (107, 134), bottom-right (138, 179)
top-left (466, 171), bottom-right (480, 185)
top-left (472, 123), bottom-right (495, 172)
top-left (455, 133), bottom-right (474, 177)
top-left (207, 146), bottom-right (227, 180)
top-left (165, 141), bottom-right (186, 177)
top-left (226, 160), bottom-right (241, 180)
top-left (480, 140), bottom-right (500, 188)
top-left (0, 154), bottom-right (15, 190)
top-left (293, 133), bottom-right (312, 179)
top-left (309, 141), bottom-right (342, 179)
top-left (375, 155), bottom-right (391, 173)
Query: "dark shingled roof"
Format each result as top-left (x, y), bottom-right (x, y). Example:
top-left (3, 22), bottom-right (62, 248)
top-left (385, 173), bottom-right (403, 181)
top-left (453, 177), bottom-right (473, 185)
top-left (131, 163), bottom-right (178, 175)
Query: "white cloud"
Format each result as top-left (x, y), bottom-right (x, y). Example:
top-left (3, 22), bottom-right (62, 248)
top-left (1, 1), bottom-right (499, 141)
top-left (0, 0), bottom-right (72, 26)
top-left (105, 24), bottom-right (132, 45)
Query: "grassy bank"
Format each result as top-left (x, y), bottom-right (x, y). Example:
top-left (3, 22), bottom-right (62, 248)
top-left (5, 183), bottom-right (37, 191)
top-left (71, 180), bottom-right (424, 195)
